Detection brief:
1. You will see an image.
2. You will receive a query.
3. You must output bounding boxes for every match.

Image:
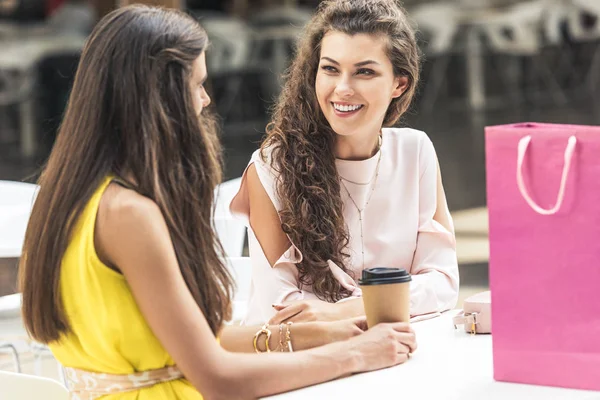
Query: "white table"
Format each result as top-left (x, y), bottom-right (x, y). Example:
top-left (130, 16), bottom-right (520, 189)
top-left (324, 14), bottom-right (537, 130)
top-left (264, 312), bottom-right (600, 400)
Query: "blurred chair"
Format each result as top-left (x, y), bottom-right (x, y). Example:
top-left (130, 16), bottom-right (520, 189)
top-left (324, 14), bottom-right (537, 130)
top-left (410, 2), bottom-right (461, 113)
top-left (248, 6), bottom-right (313, 28)
top-left (214, 217), bottom-right (246, 258)
top-left (0, 181), bottom-right (63, 381)
top-left (565, 0), bottom-right (600, 93)
top-left (0, 180), bottom-right (38, 258)
top-left (214, 177), bottom-right (242, 216)
top-left (197, 13), bottom-right (254, 121)
top-left (471, 0), bottom-right (567, 106)
top-left (539, 0), bottom-right (578, 96)
top-left (0, 341), bottom-right (21, 372)
top-left (0, 293), bottom-right (27, 369)
top-left (247, 7), bottom-right (313, 102)
top-left (569, 0), bottom-right (600, 40)
top-left (0, 293), bottom-right (22, 373)
top-left (0, 293), bottom-right (21, 319)
top-left (214, 178), bottom-right (246, 258)
top-left (0, 370), bottom-right (68, 400)
top-left (226, 256), bottom-right (252, 324)
top-left (0, 33), bottom-right (85, 158)
top-left (543, 0), bottom-right (574, 45)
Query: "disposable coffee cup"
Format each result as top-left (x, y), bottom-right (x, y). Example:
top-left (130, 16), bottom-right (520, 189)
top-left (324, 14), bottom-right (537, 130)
top-left (359, 267), bottom-right (411, 328)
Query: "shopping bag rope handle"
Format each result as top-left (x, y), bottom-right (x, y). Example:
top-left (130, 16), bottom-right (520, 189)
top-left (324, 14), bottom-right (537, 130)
top-left (517, 135), bottom-right (577, 215)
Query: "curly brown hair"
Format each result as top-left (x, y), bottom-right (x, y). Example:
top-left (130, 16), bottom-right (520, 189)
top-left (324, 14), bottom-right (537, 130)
top-left (260, 0), bottom-right (420, 302)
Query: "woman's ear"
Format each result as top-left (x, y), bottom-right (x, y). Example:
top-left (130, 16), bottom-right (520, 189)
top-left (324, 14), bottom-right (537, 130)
top-left (391, 76), bottom-right (409, 99)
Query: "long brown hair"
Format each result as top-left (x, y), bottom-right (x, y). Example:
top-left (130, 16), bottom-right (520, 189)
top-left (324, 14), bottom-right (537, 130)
top-left (261, 0), bottom-right (420, 302)
top-left (19, 5), bottom-right (233, 343)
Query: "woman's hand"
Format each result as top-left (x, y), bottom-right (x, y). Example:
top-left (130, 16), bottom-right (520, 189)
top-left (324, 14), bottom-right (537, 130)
top-left (320, 317), bottom-right (368, 344)
top-left (269, 299), bottom-right (341, 324)
top-left (270, 298), bottom-right (365, 324)
top-left (347, 322), bottom-right (417, 372)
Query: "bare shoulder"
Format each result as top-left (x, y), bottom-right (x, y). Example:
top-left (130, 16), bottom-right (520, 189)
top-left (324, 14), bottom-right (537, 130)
top-left (96, 182), bottom-right (169, 271)
top-left (246, 163), bottom-right (261, 192)
top-left (246, 162), bottom-right (274, 209)
top-left (245, 162), bottom-right (291, 267)
top-left (101, 183), bottom-right (161, 222)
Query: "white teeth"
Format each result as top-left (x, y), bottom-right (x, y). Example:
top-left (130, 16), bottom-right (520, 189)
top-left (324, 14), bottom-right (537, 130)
top-left (333, 103), bottom-right (362, 112)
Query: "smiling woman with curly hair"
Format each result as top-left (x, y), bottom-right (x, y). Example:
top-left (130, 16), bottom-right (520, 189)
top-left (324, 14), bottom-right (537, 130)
top-left (231, 0), bottom-right (459, 326)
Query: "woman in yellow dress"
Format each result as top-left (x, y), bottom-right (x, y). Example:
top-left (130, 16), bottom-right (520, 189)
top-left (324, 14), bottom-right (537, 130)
top-left (18, 4), bottom-right (416, 399)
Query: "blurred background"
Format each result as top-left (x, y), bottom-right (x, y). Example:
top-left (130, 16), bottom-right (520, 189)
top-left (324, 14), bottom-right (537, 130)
top-left (1, 0), bottom-right (600, 353)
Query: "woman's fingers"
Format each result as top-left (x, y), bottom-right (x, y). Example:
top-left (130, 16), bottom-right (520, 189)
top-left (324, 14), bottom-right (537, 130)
top-left (389, 322), bottom-right (413, 333)
top-left (395, 331), bottom-right (417, 353)
top-left (395, 352), bottom-right (409, 365)
top-left (268, 303), bottom-right (303, 324)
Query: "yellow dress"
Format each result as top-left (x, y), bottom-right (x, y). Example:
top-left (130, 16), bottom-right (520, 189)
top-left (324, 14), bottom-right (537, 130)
top-left (49, 176), bottom-right (203, 399)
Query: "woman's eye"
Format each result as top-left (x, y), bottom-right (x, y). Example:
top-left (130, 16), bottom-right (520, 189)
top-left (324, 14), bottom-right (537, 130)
top-left (321, 65), bottom-right (338, 73)
top-left (357, 68), bottom-right (375, 76)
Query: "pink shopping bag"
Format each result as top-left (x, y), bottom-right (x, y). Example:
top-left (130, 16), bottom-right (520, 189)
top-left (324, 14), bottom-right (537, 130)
top-left (486, 122), bottom-right (600, 391)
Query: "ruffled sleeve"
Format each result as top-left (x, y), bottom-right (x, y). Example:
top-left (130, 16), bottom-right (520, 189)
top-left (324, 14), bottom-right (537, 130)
top-left (230, 150), bottom-right (321, 324)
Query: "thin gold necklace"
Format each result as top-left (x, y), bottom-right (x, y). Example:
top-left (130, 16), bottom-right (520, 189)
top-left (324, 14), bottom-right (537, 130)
top-left (339, 135), bottom-right (383, 269)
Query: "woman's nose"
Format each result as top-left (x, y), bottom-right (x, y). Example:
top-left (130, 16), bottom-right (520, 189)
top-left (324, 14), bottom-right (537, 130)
top-left (202, 91), bottom-right (211, 108)
top-left (334, 78), bottom-right (354, 98)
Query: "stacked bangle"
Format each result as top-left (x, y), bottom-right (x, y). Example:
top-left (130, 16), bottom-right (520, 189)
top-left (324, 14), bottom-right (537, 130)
top-left (253, 322), bottom-right (294, 353)
top-left (278, 323), bottom-right (285, 352)
top-left (253, 323), bottom-right (272, 353)
top-left (284, 321), bottom-right (294, 352)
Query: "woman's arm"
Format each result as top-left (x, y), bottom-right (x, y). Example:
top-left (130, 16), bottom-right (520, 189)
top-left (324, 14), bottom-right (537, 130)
top-left (219, 318), bottom-right (365, 353)
top-left (409, 138), bottom-right (460, 315)
top-left (96, 184), bottom-right (416, 399)
top-left (247, 163), bottom-right (366, 324)
top-left (268, 298), bottom-right (364, 324)
top-left (247, 163), bottom-right (290, 267)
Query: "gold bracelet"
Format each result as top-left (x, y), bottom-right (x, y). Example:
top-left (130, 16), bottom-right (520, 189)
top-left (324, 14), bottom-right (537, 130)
top-left (253, 323), bottom-right (272, 353)
top-left (278, 323), bottom-right (285, 352)
top-left (284, 321), bottom-right (294, 352)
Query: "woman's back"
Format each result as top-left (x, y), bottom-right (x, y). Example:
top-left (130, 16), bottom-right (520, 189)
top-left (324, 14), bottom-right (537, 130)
top-left (49, 176), bottom-right (201, 399)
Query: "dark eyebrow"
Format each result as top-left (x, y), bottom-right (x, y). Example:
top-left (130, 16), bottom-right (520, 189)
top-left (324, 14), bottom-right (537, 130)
top-left (320, 57), bottom-right (380, 67)
top-left (355, 60), bottom-right (380, 67)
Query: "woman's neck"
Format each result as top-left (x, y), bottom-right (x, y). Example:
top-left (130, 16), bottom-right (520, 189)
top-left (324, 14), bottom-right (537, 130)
top-left (334, 132), bottom-right (381, 161)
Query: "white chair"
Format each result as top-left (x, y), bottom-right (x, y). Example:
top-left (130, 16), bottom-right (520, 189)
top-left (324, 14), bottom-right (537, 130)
top-left (0, 180), bottom-right (38, 258)
top-left (214, 178), bottom-right (246, 257)
top-left (214, 177), bottom-right (242, 217)
top-left (0, 182), bottom-right (36, 374)
top-left (410, 2), bottom-right (461, 113)
top-left (247, 7), bottom-right (313, 101)
top-left (411, 2), bottom-right (460, 55)
top-left (569, 0), bottom-right (600, 40)
top-left (198, 14), bottom-right (255, 120)
top-left (0, 370), bottom-right (68, 400)
top-left (470, 0), bottom-right (567, 106)
top-left (0, 181), bottom-right (64, 379)
top-left (214, 217), bottom-right (246, 258)
top-left (543, 0), bottom-right (575, 45)
top-left (0, 341), bottom-right (21, 372)
top-left (0, 293), bottom-right (23, 372)
top-left (0, 292), bottom-right (21, 319)
top-left (563, 0), bottom-right (600, 93)
top-left (225, 257), bottom-right (253, 325)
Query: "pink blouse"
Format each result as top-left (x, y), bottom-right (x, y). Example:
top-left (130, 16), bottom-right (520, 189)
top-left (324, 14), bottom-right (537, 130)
top-left (230, 128), bottom-right (459, 325)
